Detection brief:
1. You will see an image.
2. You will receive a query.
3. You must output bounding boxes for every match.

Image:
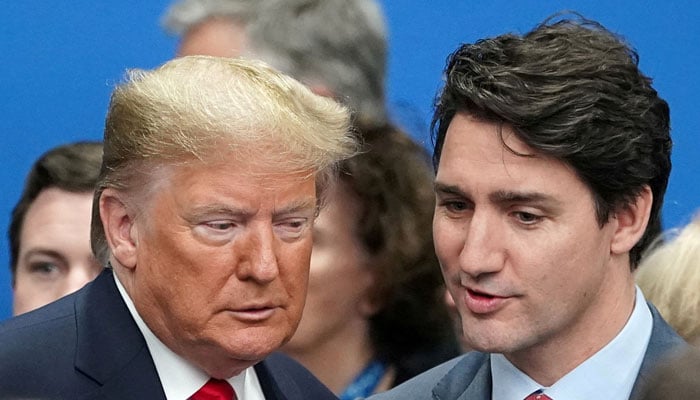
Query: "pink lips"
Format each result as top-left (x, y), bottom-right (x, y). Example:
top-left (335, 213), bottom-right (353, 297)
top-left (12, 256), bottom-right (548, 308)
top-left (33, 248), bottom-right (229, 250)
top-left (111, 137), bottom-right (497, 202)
top-left (229, 306), bottom-right (276, 322)
top-left (463, 288), bottom-right (509, 314)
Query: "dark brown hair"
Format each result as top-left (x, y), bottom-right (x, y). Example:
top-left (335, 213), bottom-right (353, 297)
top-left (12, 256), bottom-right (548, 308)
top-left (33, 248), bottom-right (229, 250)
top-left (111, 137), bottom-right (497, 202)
top-left (8, 141), bottom-right (103, 281)
top-left (432, 13), bottom-right (672, 267)
top-left (342, 124), bottom-right (457, 382)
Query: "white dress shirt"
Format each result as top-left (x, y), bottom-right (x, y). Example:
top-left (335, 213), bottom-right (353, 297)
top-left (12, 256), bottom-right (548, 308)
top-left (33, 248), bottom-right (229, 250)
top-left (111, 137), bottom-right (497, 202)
top-left (491, 286), bottom-right (653, 400)
top-left (114, 274), bottom-right (266, 399)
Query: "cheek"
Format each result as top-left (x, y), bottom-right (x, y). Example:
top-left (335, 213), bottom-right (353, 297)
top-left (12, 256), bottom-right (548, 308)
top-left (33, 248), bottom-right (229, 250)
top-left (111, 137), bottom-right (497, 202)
top-left (433, 221), bottom-right (461, 265)
top-left (139, 224), bottom-right (211, 276)
top-left (281, 240), bottom-right (313, 294)
top-left (13, 279), bottom-right (58, 314)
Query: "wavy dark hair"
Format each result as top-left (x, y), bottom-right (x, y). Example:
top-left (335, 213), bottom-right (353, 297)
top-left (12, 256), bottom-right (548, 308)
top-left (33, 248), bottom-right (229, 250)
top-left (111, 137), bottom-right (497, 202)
top-left (8, 141), bottom-right (103, 283)
top-left (341, 124), bottom-right (458, 384)
top-left (431, 13), bottom-right (672, 268)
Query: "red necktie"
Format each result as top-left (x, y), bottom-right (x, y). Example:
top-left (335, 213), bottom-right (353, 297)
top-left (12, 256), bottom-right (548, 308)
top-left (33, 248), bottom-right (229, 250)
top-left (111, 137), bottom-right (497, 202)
top-left (525, 391), bottom-right (552, 400)
top-left (189, 378), bottom-right (237, 400)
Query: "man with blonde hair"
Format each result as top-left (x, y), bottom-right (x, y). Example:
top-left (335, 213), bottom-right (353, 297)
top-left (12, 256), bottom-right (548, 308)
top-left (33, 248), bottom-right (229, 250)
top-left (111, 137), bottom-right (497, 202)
top-left (0, 55), bottom-right (357, 399)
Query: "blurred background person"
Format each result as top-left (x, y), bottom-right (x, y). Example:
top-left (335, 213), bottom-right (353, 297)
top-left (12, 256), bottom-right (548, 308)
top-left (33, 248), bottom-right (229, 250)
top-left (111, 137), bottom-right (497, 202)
top-left (9, 141), bottom-right (103, 316)
top-left (162, 0), bottom-right (389, 130)
top-left (636, 212), bottom-right (700, 345)
top-left (244, 0), bottom-right (388, 130)
top-left (162, 0), bottom-right (257, 58)
top-left (281, 127), bottom-right (459, 397)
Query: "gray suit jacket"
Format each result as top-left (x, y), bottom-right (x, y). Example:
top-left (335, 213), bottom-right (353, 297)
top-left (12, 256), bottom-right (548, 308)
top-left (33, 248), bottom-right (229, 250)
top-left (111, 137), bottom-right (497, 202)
top-left (367, 304), bottom-right (685, 400)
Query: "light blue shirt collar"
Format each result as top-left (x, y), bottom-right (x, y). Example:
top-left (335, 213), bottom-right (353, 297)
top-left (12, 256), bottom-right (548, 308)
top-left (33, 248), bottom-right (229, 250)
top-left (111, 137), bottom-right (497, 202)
top-left (492, 286), bottom-right (652, 400)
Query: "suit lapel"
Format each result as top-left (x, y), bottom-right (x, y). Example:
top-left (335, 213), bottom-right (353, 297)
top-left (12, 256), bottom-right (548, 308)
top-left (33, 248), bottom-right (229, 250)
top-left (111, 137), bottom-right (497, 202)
top-left (628, 303), bottom-right (687, 400)
top-left (428, 304), bottom-right (685, 400)
top-left (73, 269), bottom-right (166, 400)
top-left (433, 352), bottom-right (491, 400)
top-left (255, 358), bottom-right (291, 400)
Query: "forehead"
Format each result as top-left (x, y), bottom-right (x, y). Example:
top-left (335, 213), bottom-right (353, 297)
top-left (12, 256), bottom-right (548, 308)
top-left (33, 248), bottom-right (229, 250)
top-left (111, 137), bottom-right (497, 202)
top-left (150, 156), bottom-right (318, 204)
top-left (437, 113), bottom-right (590, 199)
top-left (442, 113), bottom-right (534, 162)
top-left (21, 188), bottom-right (93, 244)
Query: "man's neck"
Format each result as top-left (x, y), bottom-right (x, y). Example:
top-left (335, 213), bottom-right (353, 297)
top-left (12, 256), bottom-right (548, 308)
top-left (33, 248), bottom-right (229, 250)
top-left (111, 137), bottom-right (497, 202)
top-left (508, 278), bottom-right (637, 386)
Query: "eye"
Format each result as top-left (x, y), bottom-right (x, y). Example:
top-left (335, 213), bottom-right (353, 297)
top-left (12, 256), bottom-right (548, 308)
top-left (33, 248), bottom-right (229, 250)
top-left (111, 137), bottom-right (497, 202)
top-left (205, 221), bottom-right (235, 231)
top-left (512, 211), bottom-right (542, 225)
top-left (274, 218), bottom-right (309, 240)
top-left (445, 200), bottom-right (469, 212)
top-left (28, 261), bottom-right (62, 280)
top-left (437, 198), bottom-right (472, 216)
top-left (192, 219), bottom-right (241, 244)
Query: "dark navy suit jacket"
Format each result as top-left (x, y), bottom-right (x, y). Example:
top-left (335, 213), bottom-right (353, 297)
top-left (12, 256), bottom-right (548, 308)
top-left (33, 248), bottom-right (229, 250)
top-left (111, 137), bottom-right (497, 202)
top-left (367, 303), bottom-right (686, 400)
top-left (0, 269), bottom-right (337, 400)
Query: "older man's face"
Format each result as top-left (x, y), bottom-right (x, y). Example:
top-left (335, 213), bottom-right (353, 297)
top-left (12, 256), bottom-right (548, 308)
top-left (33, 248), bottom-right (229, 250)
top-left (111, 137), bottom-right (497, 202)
top-left (129, 156), bottom-right (317, 377)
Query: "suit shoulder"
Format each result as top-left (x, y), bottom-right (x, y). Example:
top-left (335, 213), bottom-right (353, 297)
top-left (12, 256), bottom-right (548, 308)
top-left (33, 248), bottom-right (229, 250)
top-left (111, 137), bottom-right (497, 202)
top-left (257, 352), bottom-right (336, 399)
top-left (367, 354), bottom-right (472, 399)
top-left (0, 296), bottom-right (79, 394)
top-left (0, 294), bottom-right (76, 348)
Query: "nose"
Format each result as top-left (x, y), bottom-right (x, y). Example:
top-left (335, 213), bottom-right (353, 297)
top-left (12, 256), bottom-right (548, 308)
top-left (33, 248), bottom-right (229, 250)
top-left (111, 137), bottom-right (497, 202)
top-left (236, 223), bottom-right (280, 284)
top-left (458, 209), bottom-right (505, 278)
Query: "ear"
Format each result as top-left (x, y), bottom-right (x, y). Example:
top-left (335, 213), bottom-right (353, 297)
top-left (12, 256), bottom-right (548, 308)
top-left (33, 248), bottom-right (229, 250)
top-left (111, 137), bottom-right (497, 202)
top-left (610, 185), bottom-right (653, 255)
top-left (100, 188), bottom-right (139, 269)
top-left (358, 266), bottom-right (383, 317)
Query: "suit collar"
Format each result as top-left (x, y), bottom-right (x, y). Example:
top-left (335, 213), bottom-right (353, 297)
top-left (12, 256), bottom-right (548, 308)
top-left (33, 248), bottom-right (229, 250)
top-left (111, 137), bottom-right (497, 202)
top-left (254, 352), bottom-right (337, 400)
top-left (73, 269), bottom-right (166, 399)
top-left (429, 303), bottom-right (685, 400)
top-left (432, 352), bottom-right (491, 400)
top-left (628, 302), bottom-right (687, 400)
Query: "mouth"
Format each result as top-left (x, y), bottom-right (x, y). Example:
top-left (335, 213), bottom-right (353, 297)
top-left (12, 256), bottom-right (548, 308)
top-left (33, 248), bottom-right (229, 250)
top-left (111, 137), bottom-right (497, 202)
top-left (463, 288), bottom-right (509, 315)
top-left (228, 306), bottom-right (278, 322)
top-left (467, 289), bottom-right (496, 300)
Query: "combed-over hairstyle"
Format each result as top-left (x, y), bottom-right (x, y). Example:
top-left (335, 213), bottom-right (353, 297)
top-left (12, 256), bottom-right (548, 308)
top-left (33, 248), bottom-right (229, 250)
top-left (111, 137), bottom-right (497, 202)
top-left (91, 56), bottom-right (357, 264)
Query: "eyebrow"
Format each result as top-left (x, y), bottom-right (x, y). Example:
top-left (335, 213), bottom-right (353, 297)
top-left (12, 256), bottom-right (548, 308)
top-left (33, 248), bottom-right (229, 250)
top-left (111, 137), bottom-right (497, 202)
top-left (434, 182), bottom-right (560, 207)
top-left (21, 248), bottom-right (68, 266)
top-left (434, 182), bottom-right (466, 197)
top-left (489, 190), bottom-right (557, 206)
top-left (273, 198), bottom-right (318, 217)
top-left (189, 198), bottom-right (318, 219)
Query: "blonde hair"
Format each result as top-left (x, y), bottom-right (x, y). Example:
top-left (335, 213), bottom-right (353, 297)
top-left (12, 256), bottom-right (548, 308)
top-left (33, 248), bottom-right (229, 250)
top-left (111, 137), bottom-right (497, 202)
top-left (636, 213), bottom-right (700, 343)
top-left (91, 55), bottom-right (357, 264)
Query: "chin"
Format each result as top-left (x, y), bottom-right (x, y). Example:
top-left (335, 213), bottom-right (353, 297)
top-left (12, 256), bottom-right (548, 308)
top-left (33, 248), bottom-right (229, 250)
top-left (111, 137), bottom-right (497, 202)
top-left (225, 331), bottom-right (289, 359)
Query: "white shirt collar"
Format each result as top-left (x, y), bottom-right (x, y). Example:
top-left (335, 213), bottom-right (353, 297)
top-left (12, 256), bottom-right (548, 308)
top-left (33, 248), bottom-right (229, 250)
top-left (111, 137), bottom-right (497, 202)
top-left (492, 286), bottom-right (652, 400)
top-left (114, 273), bottom-right (266, 399)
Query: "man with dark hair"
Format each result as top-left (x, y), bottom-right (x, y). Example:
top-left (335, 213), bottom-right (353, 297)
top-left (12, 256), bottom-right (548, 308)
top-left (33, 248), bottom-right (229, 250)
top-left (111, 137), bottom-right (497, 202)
top-left (368, 14), bottom-right (684, 400)
top-left (9, 141), bottom-right (103, 315)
